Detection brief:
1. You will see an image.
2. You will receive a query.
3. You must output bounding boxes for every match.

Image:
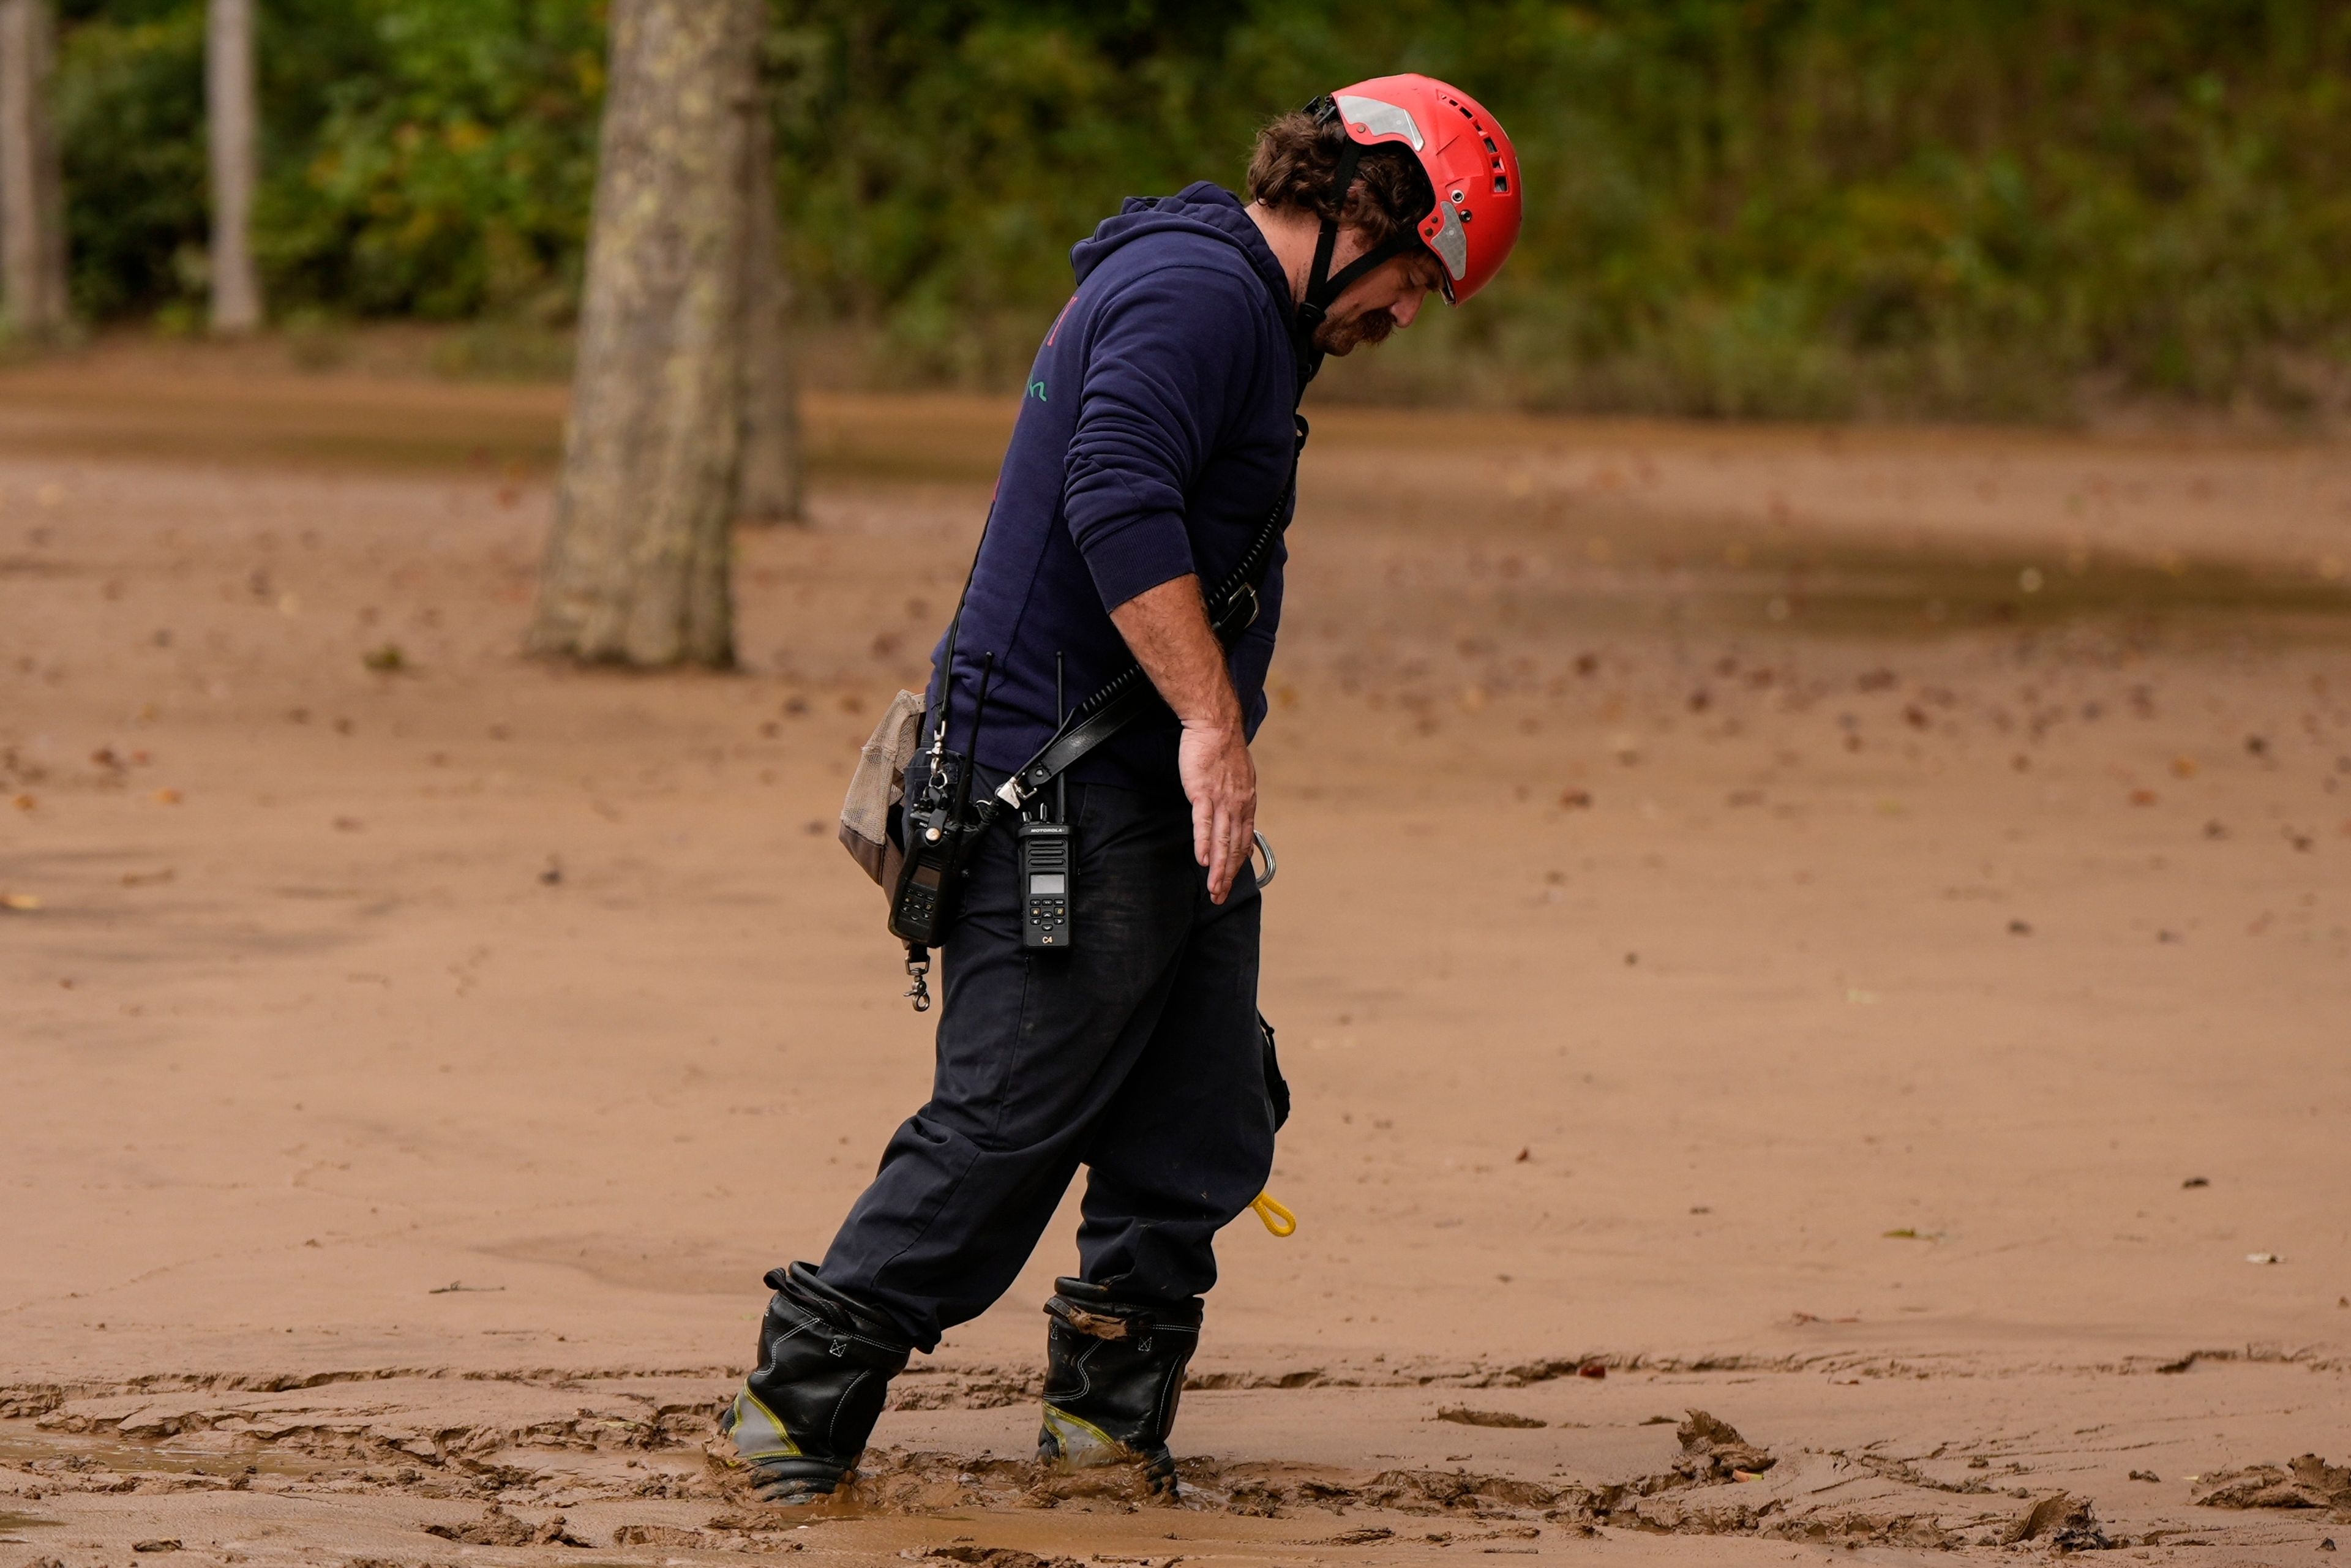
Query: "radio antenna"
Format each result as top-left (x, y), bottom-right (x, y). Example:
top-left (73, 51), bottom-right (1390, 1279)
top-left (1054, 653), bottom-right (1068, 823)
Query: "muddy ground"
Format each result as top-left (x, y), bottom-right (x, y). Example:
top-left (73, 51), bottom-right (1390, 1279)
top-left (4, 343), bottom-right (2350, 1568)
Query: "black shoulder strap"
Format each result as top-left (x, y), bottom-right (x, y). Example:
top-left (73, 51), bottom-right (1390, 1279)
top-left (996, 415), bottom-right (1308, 810)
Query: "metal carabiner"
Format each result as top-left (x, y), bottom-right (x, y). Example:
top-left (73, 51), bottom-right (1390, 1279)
top-left (1251, 830), bottom-right (1278, 890)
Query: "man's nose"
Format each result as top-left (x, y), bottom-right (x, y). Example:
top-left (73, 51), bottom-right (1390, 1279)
top-left (1390, 289), bottom-right (1425, 330)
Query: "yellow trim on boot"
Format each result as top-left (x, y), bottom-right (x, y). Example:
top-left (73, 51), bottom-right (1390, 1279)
top-left (722, 1385), bottom-right (804, 1465)
top-left (1040, 1403), bottom-right (1125, 1468)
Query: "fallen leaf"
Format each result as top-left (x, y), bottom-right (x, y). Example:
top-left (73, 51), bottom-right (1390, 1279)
top-left (151, 788), bottom-right (181, 805)
top-left (1, 892), bottom-right (40, 911)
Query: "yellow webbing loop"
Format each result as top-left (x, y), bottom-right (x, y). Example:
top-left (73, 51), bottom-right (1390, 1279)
top-left (1250, 1191), bottom-right (1297, 1237)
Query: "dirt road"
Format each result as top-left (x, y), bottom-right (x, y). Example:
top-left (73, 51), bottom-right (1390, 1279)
top-left (4, 351), bottom-right (2349, 1566)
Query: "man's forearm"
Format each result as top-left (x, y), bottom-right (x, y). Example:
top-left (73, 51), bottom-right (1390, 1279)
top-left (1109, 574), bottom-right (1256, 902)
top-left (1108, 574), bottom-right (1242, 732)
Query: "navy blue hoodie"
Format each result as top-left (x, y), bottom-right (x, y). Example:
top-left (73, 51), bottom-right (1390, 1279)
top-left (925, 181), bottom-right (1302, 798)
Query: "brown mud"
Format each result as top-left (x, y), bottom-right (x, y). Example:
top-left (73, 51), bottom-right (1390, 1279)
top-left (4, 344), bottom-right (2350, 1566)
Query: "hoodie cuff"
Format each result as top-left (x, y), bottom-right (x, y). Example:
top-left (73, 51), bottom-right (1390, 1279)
top-left (1078, 509), bottom-right (1198, 612)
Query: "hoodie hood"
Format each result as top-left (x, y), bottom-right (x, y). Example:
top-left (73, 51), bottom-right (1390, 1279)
top-left (1071, 182), bottom-right (1295, 327)
top-left (1072, 181), bottom-right (1317, 392)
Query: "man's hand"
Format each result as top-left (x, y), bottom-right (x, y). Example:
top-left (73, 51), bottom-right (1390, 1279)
top-left (1108, 574), bottom-right (1257, 904)
top-left (1177, 717), bottom-right (1256, 904)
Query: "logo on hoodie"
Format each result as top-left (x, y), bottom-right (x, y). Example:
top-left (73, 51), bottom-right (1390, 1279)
top-left (1026, 378), bottom-right (1048, 402)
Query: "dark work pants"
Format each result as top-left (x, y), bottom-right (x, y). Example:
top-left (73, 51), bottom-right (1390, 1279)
top-left (818, 780), bottom-right (1277, 1351)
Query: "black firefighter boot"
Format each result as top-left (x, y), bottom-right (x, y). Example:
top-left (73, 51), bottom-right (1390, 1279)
top-left (718, 1262), bottom-right (912, 1503)
top-left (1034, 1278), bottom-right (1204, 1495)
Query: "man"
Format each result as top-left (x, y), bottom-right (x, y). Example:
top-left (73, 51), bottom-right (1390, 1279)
top-left (721, 74), bottom-right (1523, 1502)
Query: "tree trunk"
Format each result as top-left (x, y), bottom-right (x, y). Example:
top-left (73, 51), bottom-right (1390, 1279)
top-left (528, 0), bottom-right (763, 667)
top-left (206, 0), bottom-right (263, 334)
top-left (0, 0), bottom-right (68, 341)
top-left (735, 77), bottom-right (804, 525)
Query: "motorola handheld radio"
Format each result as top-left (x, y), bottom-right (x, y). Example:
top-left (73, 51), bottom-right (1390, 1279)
top-left (887, 653), bottom-right (995, 949)
top-left (1016, 655), bottom-right (1076, 951)
top-left (1016, 816), bottom-right (1073, 948)
top-left (888, 749), bottom-right (970, 946)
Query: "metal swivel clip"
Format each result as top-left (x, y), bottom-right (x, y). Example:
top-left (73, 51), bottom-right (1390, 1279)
top-left (904, 945), bottom-right (932, 1012)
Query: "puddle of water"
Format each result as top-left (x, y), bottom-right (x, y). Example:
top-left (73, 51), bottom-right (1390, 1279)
top-left (1703, 536), bottom-right (2351, 641)
top-left (0, 1424), bottom-right (325, 1479)
top-left (1364, 516), bottom-right (2351, 648)
top-left (0, 1507), bottom-right (64, 1537)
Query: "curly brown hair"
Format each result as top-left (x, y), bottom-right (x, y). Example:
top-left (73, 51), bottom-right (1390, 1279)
top-left (1246, 108), bottom-right (1434, 249)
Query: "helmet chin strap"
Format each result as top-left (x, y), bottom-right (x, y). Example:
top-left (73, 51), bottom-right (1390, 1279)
top-left (1291, 127), bottom-right (1423, 372)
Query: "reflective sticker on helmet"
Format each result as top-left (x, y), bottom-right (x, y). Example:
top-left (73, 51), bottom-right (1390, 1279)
top-left (1333, 94), bottom-right (1423, 150)
top-left (1423, 198), bottom-right (1468, 280)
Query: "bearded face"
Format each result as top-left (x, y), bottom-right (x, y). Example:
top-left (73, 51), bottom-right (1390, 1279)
top-left (1312, 305), bottom-right (1400, 356)
top-left (1308, 247), bottom-right (1443, 356)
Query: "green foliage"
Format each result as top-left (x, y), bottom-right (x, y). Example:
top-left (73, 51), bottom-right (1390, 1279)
top-left (54, 4), bottom-right (208, 321)
top-left (50, 0), bottom-right (2351, 417)
top-left (58, 0), bottom-right (601, 323)
top-left (258, 0), bottom-right (605, 320)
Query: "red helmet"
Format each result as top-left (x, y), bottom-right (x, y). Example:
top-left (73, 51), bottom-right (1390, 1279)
top-left (1322, 73), bottom-right (1523, 304)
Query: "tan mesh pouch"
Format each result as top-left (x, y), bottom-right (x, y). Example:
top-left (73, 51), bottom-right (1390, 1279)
top-left (839, 689), bottom-right (928, 889)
